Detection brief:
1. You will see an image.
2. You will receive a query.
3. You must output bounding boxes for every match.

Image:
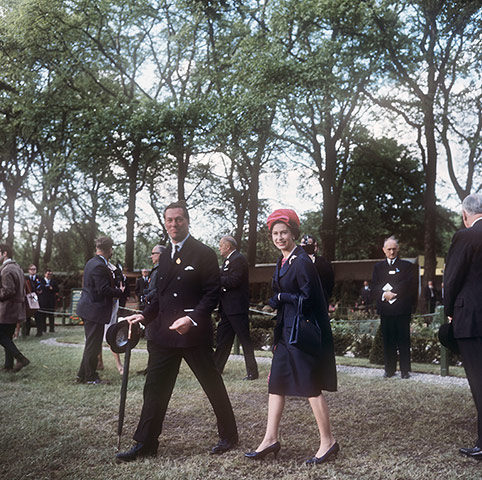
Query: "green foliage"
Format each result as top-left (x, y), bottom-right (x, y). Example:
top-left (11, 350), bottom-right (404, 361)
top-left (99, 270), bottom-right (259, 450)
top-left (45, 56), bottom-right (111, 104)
top-left (369, 324), bottom-right (385, 365)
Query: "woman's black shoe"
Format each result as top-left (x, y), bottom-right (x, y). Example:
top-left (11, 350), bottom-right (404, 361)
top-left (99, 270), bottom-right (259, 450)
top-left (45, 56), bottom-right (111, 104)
top-left (245, 442), bottom-right (281, 460)
top-left (305, 442), bottom-right (339, 465)
top-left (116, 441), bottom-right (159, 462)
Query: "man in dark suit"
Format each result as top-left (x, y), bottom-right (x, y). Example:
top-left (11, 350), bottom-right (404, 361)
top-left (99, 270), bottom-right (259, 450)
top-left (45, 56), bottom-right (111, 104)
top-left (76, 236), bottom-right (124, 385)
top-left (23, 264), bottom-right (43, 337)
top-left (213, 236), bottom-right (258, 380)
top-left (359, 280), bottom-right (373, 312)
top-left (300, 234), bottom-right (334, 306)
top-left (116, 202), bottom-right (238, 462)
top-left (372, 236), bottom-right (416, 379)
top-left (444, 193), bottom-right (482, 459)
top-left (424, 280), bottom-right (438, 314)
top-left (144, 245), bottom-right (166, 305)
top-left (135, 269), bottom-right (149, 309)
top-left (38, 269), bottom-right (59, 333)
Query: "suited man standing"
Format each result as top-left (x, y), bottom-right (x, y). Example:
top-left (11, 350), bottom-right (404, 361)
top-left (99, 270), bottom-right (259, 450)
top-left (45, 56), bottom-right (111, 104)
top-left (76, 236), bottom-right (124, 385)
top-left (213, 236), bottom-right (258, 380)
top-left (444, 193), bottom-right (482, 459)
top-left (144, 245), bottom-right (166, 305)
top-left (24, 264), bottom-right (43, 337)
top-left (38, 269), bottom-right (59, 333)
top-left (117, 202), bottom-right (238, 462)
top-left (135, 269), bottom-right (149, 309)
top-left (372, 236), bottom-right (416, 379)
top-left (424, 280), bottom-right (438, 314)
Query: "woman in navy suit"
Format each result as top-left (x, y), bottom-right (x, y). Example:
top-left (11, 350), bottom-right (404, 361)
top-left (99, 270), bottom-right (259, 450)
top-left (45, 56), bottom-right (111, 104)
top-left (245, 209), bottom-right (338, 465)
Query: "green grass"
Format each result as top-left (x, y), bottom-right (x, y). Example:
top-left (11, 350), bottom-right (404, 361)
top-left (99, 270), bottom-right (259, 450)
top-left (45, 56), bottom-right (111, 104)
top-left (0, 326), bottom-right (479, 480)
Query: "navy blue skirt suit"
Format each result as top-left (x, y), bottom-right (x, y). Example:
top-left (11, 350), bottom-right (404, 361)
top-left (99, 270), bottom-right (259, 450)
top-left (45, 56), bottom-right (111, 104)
top-left (268, 246), bottom-right (337, 397)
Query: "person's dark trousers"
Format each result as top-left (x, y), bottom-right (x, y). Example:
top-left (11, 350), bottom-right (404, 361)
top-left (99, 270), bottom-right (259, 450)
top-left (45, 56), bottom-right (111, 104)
top-left (134, 342), bottom-right (238, 446)
top-left (0, 324), bottom-right (23, 369)
top-left (380, 314), bottom-right (411, 376)
top-left (22, 316), bottom-right (34, 336)
top-left (45, 312), bottom-right (55, 332)
top-left (34, 312), bottom-right (45, 336)
top-left (458, 337), bottom-right (482, 445)
top-left (214, 312), bottom-right (258, 377)
top-left (77, 321), bottom-right (105, 382)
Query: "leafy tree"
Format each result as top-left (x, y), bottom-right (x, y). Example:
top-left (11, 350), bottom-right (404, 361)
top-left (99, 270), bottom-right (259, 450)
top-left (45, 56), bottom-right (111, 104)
top-left (364, 0), bottom-right (482, 286)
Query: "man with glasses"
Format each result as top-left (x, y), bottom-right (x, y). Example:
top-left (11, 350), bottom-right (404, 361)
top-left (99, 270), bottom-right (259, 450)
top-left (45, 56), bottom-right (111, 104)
top-left (144, 245), bottom-right (166, 305)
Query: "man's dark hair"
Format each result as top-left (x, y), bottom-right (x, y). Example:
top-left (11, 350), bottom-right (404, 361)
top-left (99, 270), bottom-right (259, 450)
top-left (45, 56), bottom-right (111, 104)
top-left (164, 201), bottom-right (189, 222)
top-left (95, 236), bottom-right (114, 253)
top-left (0, 244), bottom-right (13, 258)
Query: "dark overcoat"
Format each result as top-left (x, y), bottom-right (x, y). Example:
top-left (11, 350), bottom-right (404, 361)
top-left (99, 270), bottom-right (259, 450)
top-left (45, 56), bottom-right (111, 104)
top-left (269, 246), bottom-right (337, 393)
top-left (219, 250), bottom-right (250, 316)
top-left (444, 220), bottom-right (482, 338)
top-left (76, 255), bottom-right (122, 324)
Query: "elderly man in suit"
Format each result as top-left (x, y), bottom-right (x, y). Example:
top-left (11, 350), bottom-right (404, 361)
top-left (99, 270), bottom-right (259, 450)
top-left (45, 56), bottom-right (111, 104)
top-left (117, 202), bottom-right (238, 462)
top-left (372, 236), bottom-right (416, 379)
top-left (213, 236), bottom-right (258, 380)
top-left (444, 193), bottom-right (482, 459)
top-left (0, 244), bottom-right (30, 372)
top-left (76, 236), bottom-right (124, 385)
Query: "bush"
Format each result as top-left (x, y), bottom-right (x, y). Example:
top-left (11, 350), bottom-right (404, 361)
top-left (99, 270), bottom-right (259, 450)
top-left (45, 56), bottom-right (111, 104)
top-left (331, 321), bottom-right (355, 356)
top-left (352, 334), bottom-right (374, 358)
top-left (369, 325), bottom-right (385, 365)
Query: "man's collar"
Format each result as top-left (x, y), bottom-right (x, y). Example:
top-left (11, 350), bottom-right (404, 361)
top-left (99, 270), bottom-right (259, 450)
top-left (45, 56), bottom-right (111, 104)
top-left (226, 249), bottom-right (236, 259)
top-left (170, 233), bottom-right (190, 250)
top-left (471, 216), bottom-right (482, 227)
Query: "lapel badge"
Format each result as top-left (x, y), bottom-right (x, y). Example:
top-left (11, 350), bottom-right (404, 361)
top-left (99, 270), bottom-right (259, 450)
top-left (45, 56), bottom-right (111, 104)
top-left (176, 257), bottom-right (182, 265)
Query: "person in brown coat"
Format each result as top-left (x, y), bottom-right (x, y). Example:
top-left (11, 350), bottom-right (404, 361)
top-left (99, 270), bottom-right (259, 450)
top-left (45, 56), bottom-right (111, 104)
top-left (0, 244), bottom-right (30, 372)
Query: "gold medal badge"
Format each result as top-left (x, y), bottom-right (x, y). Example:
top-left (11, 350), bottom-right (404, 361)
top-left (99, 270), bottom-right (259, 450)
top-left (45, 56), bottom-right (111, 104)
top-left (176, 257), bottom-right (181, 265)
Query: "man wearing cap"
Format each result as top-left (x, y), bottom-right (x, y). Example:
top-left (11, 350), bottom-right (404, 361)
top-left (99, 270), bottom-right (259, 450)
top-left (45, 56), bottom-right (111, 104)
top-left (117, 201), bottom-right (238, 462)
top-left (444, 193), bottom-right (482, 460)
top-left (76, 236), bottom-right (124, 385)
top-left (213, 235), bottom-right (258, 380)
top-left (371, 236), bottom-right (416, 379)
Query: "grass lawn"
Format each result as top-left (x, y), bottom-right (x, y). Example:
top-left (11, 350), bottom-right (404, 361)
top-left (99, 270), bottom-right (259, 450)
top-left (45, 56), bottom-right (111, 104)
top-left (0, 325), bottom-right (479, 480)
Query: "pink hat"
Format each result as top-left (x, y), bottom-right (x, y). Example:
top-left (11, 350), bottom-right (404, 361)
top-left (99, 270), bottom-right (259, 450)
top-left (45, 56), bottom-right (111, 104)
top-left (266, 209), bottom-right (301, 239)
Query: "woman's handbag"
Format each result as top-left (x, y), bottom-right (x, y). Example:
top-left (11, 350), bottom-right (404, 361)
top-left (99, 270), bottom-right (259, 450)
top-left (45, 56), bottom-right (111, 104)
top-left (289, 296), bottom-right (322, 356)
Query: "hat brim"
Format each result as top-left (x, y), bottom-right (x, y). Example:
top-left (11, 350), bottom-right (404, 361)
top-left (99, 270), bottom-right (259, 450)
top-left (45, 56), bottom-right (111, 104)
top-left (438, 322), bottom-right (460, 354)
top-left (106, 320), bottom-right (141, 354)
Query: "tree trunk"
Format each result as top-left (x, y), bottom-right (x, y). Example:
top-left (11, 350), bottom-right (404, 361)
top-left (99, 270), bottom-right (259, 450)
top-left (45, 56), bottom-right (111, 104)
top-left (247, 167), bottom-right (260, 266)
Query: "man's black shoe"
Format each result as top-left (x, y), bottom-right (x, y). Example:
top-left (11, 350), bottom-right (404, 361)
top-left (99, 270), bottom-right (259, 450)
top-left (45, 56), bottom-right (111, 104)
top-left (243, 374), bottom-right (259, 381)
top-left (460, 445), bottom-right (482, 459)
top-left (210, 438), bottom-right (237, 454)
top-left (116, 442), bottom-right (159, 462)
top-left (401, 373), bottom-right (411, 379)
top-left (383, 372), bottom-right (395, 378)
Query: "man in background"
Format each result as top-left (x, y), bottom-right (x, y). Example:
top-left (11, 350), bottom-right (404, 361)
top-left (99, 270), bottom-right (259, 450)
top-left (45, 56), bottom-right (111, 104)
top-left (135, 269), bottom-right (149, 310)
top-left (214, 236), bottom-right (258, 380)
top-left (371, 236), bottom-right (416, 379)
top-left (76, 236), bottom-right (124, 385)
top-left (38, 269), bottom-right (59, 333)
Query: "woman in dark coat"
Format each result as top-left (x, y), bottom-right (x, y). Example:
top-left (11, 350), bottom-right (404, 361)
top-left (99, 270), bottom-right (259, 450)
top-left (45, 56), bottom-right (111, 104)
top-left (245, 209), bottom-right (338, 465)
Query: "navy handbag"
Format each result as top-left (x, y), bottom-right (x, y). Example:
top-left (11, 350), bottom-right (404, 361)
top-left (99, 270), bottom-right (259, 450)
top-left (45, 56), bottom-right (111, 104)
top-left (289, 296), bottom-right (322, 357)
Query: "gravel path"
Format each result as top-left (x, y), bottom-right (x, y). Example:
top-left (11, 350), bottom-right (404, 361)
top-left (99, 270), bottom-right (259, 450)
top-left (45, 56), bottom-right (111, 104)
top-left (42, 337), bottom-right (468, 389)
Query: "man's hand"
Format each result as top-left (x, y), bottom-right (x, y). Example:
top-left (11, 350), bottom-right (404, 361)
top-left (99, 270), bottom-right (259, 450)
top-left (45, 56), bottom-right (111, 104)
top-left (123, 313), bottom-right (144, 325)
top-left (169, 316), bottom-right (193, 335)
top-left (383, 291), bottom-right (397, 301)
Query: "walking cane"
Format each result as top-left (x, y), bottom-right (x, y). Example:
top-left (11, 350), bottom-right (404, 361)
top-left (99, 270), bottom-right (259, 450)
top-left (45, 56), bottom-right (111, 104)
top-left (106, 319), bottom-right (141, 451)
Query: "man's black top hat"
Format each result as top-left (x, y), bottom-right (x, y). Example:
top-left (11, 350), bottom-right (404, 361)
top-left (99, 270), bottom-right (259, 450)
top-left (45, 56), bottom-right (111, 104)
top-left (106, 320), bottom-right (141, 354)
top-left (438, 322), bottom-right (460, 354)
